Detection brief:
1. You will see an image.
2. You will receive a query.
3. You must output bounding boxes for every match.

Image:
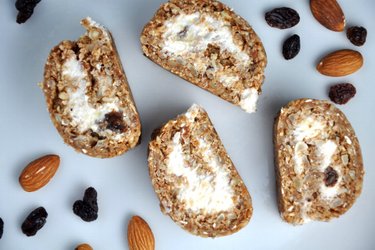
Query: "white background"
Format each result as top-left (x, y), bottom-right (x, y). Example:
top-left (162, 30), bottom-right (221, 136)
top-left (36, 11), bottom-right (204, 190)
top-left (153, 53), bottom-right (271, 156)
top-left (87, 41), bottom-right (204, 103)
top-left (1, 0), bottom-right (374, 249)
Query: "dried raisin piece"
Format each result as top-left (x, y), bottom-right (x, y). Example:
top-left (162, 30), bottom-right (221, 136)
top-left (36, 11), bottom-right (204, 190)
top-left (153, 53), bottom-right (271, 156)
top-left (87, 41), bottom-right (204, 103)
top-left (324, 167), bottom-right (339, 187)
top-left (265, 7), bottom-right (300, 29)
top-left (21, 207), bottom-right (48, 236)
top-left (83, 187), bottom-right (98, 212)
top-left (73, 187), bottom-right (98, 222)
top-left (283, 34), bottom-right (300, 60)
top-left (15, 0), bottom-right (41, 24)
top-left (104, 111), bottom-right (126, 133)
top-left (347, 26), bottom-right (367, 46)
top-left (0, 217), bottom-right (3, 239)
top-left (329, 83), bottom-right (356, 105)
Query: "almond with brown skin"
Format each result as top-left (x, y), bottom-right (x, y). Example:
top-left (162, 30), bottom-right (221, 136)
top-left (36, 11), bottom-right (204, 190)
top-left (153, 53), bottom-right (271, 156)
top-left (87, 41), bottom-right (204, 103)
top-left (317, 49), bottom-right (363, 77)
top-left (127, 216), bottom-right (155, 250)
top-left (310, 0), bottom-right (346, 32)
top-left (19, 154), bottom-right (60, 192)
top-left (75, 243), bottom-right (93, 250)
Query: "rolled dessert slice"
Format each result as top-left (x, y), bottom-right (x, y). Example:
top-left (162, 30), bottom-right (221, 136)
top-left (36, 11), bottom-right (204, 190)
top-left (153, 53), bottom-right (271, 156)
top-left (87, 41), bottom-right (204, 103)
top-left (148, 104), bottom-right (252, 237)
top-left (141, 0), bottom-right (267, 113)
top-left (42, 17), bottom-right (141, 158)
top-left (274, 99), bottom-right (364, 225)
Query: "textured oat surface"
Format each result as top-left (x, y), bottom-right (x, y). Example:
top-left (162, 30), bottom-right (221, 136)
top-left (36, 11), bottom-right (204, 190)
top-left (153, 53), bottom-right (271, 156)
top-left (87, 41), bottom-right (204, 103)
top-left (148, 105), bottom-right (252, 237)
top-left (43, 18), bottom-right (141, 158)
top-left (274, 99), bottom-right (364, 225)
top-left (141, 0), bottom-right (267, 113)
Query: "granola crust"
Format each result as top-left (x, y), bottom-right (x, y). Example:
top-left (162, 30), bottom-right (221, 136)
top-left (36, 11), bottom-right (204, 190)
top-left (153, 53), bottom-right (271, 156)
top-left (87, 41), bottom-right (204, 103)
top-left (148, 105), bottom-right (252, 237)
top-left (43, 18), bottom-right (141, 158)
top-left (274, 99), bottom-right (364, 225)
top-left (141, 0), bottom-right (267, 113)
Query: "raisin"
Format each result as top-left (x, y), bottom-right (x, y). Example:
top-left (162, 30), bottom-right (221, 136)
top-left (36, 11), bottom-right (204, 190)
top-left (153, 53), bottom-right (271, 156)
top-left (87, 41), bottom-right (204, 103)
top-left (90, 131), bottom-right (105, 140)
top-left (104, 111), bottom-right (126, 133)
top-left (282, 34), bottom-right (300, 60)
top-left (83, 187), bottom-right (98, 212)
top-left (177, 26), bottom-right (188, 38)
top-left (15, 0), bottom-right (41, 24)
top-left (21, 207), bottom-right (48, 236)
top-left (347, 26), bottom-right (367, 46)
top-left (73, 187), bottom-right (98, 222)
top-left (265, 7), bottom-right (300, 29)
top-left (0, 217), bottom-right (3, 239)
top-left (329, 83), bottom-right (356, 105)
top-left (324, 167), bottom-right (339, 187)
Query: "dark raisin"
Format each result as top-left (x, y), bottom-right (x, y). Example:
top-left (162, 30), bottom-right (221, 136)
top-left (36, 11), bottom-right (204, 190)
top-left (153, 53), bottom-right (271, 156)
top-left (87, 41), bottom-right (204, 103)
top-left (265, 7), bottom-right (300, 29)
top-left (104, 111), bottom-right (126, 133)
top-left (324, 167), bottom-right (339, 187)
top-left (178, 26), bottom-right (188, 38)
top-left (0, 217), bottom-right (3, 239)
top-left (83, 187), bottom-right (98, 212)
top-left (347, 26), bottom-right (367, 46)
top-left (90, 132), bottom-right (105, 140)
top-left (73, 187), bottom-right (98, 222)
top-left (329, 83), bottom-right (356, 105)
top-left (73, 201), bottom-right (98, 222)
top-left (21, 207), bottom-right (48, 236)
top-left (15, 0), bottom-right (41, 24)
top-left (282, 34), bottom-right (300, 60)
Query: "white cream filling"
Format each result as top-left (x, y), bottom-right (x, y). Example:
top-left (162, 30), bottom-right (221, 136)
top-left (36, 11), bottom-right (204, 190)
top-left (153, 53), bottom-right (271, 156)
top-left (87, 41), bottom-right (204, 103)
top-left (162, 12), bottom-right (249, 64)
top-left (167, 115), bottom-right (234, 213)
top-left (162, 13), bottom-right (262, 113)
top-left (320, 178), bottom-right (341, 200)
top-left (317, 140), bottom-right (338, 172)
top-left (294, 141), bottom-right (309, 175)
top-left (239, 88), bottom-right (259, 113)
top-left (62, 56), bottom-right (120, 133)
top-left (293, 117), bottom-right (326, 142)
top-left (82, 17), bottom-right (110, 40)
top-left (184, 104), bottom-right (202, 122)
top-left (219, 74), bottom-right (239, 88)
top-left (292, 117), bottom-right (341, 223)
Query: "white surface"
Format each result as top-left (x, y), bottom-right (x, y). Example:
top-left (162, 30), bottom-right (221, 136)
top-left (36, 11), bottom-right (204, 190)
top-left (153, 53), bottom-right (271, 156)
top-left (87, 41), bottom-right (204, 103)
top-left (0, 0), bottom-right (374, 249)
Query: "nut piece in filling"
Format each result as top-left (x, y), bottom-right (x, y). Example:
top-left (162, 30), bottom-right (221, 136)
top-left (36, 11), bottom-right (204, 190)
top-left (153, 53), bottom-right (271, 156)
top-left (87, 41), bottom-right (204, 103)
top-left (141, 0), bottom-right (267, 113)
top-left (274, 99), bottom-right (364, 225)
top-left (148, 104), bottom-right (252, 237)
top-left (42, 17), bottom-right (141, 158)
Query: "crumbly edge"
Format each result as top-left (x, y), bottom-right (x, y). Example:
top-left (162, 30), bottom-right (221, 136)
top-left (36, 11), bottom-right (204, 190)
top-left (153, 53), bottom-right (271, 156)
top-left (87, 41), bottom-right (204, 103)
top-left (148, 106), bottom-right (252, 237)
top-left (273, 99), bottom-right (364, 225)
top-left (43, 19), bottom-right (141, 158)
top-left (140, 0), bottom-right (267, 110)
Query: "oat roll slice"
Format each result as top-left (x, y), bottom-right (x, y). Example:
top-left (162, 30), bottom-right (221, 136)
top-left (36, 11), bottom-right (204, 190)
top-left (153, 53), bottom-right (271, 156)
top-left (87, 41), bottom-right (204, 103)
top-left (141, 0), bottom-right (267, 113)
top-left (148, 104), bottom-right (252, 237)
top-left (274, 99), bottom-right (364, 225)
top-left (43, 17), bottom-right (141, 158)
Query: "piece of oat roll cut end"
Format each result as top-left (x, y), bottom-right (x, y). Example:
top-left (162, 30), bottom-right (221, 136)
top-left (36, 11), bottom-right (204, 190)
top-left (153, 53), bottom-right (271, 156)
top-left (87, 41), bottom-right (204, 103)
top-left (148, 104), bottom-right (252, 237)
top-left (43, 17), bottom-right (141, 158)
top-left (274, 99), bottom-right (364, 225)
top-left (141, 0), bottom-right (267, 113)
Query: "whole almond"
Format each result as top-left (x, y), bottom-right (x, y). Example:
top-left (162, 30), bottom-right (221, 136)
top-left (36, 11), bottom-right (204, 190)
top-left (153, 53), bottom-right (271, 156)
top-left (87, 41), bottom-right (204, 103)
top-left (310, 0), bottom-right (345, 32)
top-left (127, 216), bottom-right (155, 250)
top-left (317, 49), bottom-right (363, 77)
top-left (19, 154), bottom-right (60, 192)
top-left (75, 243), bottom-right (93, 250)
